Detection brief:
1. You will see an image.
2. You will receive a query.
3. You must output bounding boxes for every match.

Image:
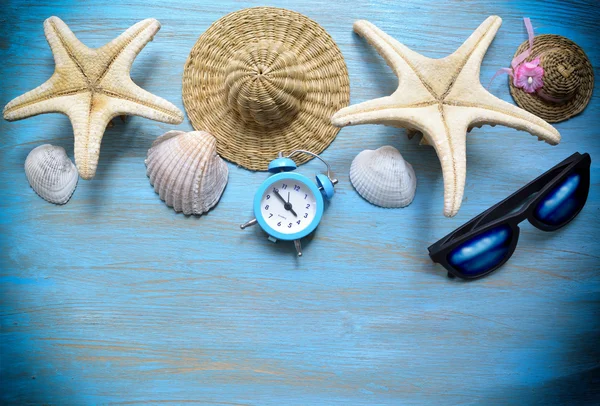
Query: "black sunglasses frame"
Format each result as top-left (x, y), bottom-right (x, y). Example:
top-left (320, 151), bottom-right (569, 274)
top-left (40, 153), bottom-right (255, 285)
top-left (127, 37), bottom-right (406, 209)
top-left (428, 152), bottom-right (591, 280)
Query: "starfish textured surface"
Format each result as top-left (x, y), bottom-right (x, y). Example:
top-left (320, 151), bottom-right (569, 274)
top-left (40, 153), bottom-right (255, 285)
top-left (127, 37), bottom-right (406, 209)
top-left (3, 17), bottom-right (184, 180)
top-left (331, 16), bottom-right (560, 217)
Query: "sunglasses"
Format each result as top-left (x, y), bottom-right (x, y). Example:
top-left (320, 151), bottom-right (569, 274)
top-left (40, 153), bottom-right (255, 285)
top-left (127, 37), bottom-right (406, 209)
top-left (428, 152), bottom-right (591, 280)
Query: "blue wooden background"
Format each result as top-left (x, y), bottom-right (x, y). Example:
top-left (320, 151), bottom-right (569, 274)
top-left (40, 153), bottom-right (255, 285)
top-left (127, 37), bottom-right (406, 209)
top-left (1, 0), bottom-right (599, 404)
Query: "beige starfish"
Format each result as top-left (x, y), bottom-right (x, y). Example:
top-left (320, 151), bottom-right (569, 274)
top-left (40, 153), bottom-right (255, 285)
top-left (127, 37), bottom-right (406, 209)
top-left (3, 17), bottom-right (184, 180)
top-left (331, 16), bottom-right (560, 217)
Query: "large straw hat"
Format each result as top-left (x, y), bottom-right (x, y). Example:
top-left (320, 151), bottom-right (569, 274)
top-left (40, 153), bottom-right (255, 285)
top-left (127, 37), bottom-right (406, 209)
top-left (182, 7), bottom-right (350, 170)
top-left (509, 34), bottom-right (594, 123)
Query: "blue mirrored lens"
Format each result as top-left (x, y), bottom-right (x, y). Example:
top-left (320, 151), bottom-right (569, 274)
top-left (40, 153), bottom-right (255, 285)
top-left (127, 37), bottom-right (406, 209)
top-left (534, 172), bottom-right (584, 226)
top-left (448, 225), bottom-right (513, 276)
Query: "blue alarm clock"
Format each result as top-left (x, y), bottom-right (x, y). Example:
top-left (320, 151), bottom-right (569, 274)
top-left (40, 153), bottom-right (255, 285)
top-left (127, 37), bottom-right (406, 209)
top-left (240, 150), bottom-right (337, 256)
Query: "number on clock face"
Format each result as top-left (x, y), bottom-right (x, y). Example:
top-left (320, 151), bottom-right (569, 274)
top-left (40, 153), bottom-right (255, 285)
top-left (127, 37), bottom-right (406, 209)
top-left (260, 180), bottom-right (317, 234)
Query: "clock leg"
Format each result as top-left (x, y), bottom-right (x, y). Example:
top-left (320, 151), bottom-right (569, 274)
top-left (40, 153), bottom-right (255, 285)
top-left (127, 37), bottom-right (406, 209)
top-left (240, 218), bottom-right (257, 229)
top-left (294, 240), bottom-right (302, 257)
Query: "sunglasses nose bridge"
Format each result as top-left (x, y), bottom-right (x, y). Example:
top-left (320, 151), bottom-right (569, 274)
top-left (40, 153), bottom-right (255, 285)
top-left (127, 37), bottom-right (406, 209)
top-left (527, 213), bottom-right (548, 231)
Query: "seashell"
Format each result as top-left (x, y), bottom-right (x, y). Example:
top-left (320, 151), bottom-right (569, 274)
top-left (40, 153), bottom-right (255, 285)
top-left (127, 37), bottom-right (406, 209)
top-left (145, 130), bottom-right (228, 215)
top-left (349, 146), bottom-right (416, 208)
top-left (25, 144), bottom-right (78, 205)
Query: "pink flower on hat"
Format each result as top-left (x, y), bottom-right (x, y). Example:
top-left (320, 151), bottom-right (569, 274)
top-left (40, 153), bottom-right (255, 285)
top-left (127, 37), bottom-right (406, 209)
top-left (514, 57), bottom-right (544, 93)
top-left (488, 18), bottom-right (548, 94)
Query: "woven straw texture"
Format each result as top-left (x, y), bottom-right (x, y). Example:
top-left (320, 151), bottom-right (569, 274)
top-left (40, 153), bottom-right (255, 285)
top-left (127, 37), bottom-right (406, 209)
top-left (509, 34), bottom-right (593, 123)
top-left (182, 7), bottom-right (350, 170)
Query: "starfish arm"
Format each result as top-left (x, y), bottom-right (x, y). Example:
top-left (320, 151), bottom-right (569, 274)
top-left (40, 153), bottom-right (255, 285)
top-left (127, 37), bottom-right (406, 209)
top-left (3, 75), bottom-right (88, 120)
top-left (3, 17), bottom-right (89, 121)
top-left (43, 16), bottom-right (91, 69)
top-left (67, 93), bottom-right (117, 180)
top-left (332, 96), bottom-right (395, 126)
top-left (353, 20), bottom-right (424, 79)
top-left (421, 106), bottom-right (468, 217)
top-left (448, 87), bottom-right (561, 145)
top-left (69, 89), bottom-right (180, 180)
top-left (450, 16), bottom-right (502, 76)
top-left (331, 96), bottom-right (436, 127)
top-left (97, 19), bottom-right (161, 80)
top-left (101, 79), bottom-right (184, 124)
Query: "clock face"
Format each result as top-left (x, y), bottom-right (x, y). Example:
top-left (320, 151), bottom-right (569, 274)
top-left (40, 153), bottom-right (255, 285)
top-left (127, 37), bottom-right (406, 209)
top-left (259, 178), bottom-right (318, 234)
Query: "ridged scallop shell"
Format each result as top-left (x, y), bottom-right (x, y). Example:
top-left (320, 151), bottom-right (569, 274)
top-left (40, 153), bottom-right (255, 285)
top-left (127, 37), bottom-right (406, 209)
top-left (145, 130), bottom-right (228, 215)
top-left (25, 144), bottom-right (78, 205)
top-left (349, 146), bottom-right (416, 208)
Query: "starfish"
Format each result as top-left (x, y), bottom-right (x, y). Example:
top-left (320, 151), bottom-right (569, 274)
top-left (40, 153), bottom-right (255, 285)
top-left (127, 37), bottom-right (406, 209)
top-left (3, 17), bottom-right (184, 180)
top-left (331, 16), bottom-right (560, 217)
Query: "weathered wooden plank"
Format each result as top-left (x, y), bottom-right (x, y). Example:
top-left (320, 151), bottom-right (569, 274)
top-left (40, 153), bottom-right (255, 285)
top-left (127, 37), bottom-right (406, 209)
top-left (1, 0), bottom-right (599, 404)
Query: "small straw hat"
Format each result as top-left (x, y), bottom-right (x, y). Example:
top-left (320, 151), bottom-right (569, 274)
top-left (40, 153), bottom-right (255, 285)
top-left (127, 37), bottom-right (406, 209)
top-left (509, 34), bottom-right (594, 123)
top-left (182, 7), bottom-right (350, 170)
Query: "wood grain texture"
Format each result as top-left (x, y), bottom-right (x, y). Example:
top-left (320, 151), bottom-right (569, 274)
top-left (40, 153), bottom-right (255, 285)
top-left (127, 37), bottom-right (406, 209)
top-left (1, 0), bottom-right (599, 404)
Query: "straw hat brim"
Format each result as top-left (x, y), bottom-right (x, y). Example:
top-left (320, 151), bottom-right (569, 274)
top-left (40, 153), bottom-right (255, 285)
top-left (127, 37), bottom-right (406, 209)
top-left (182, 7), bottom-right (350, 170)
top-left (509, 34), bottom-right (594, 123)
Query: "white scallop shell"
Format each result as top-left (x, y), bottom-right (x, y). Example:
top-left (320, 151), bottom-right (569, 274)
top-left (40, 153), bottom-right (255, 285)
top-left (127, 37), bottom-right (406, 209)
top-left (349, 146), bottom-right (416, 208)
top-left (25, 144), bottom-right (78, 205)
top-left (145, 130), bottom-right (228, 215)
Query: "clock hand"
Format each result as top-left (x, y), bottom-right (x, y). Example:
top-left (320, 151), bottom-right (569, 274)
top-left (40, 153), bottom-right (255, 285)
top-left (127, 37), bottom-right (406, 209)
top-left (273, 190), bottom-right (287, 204)
top-left (287, 192), bottom-right (298, 217)
top-left (273, 189), bottom-right (297, 217)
